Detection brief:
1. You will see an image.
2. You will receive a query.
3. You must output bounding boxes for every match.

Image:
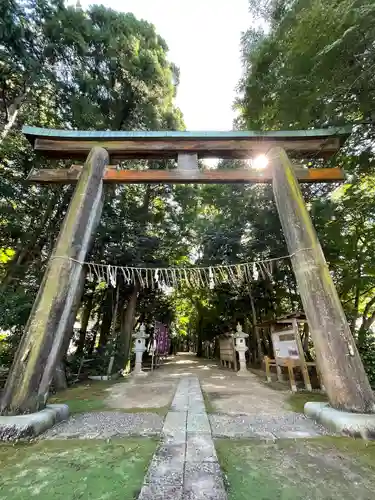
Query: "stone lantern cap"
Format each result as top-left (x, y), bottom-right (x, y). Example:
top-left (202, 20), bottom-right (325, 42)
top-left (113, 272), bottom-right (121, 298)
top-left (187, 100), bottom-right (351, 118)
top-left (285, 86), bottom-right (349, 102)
top-left (233, 323), bottom-right (248, 339)
top-left (133, 323), bottom-right (149, 339)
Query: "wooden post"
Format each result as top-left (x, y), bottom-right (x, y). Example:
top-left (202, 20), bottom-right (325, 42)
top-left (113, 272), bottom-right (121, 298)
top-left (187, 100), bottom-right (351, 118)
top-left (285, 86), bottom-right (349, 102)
top-left (276, 364), bottom-right (283, 382)
top-left (271, 325), bottom-right (284, 382)
top-left (0, 147), bottom-right (108, 415)
top-left (270, 146), bottom-right (375, 413)
top-left (292, 319), bottom-right (312, 391)
top-left (264, 356), bottom-right (272, 382)
top-left (286, 360), bottom-right (297, 392)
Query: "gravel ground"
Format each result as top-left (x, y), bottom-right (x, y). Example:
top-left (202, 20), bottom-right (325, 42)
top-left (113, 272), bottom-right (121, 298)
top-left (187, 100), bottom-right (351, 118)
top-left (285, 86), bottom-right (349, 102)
top-left (209, 413), bottom-right (330, 439)
top-left (42, 411), bottom-right (164, 439)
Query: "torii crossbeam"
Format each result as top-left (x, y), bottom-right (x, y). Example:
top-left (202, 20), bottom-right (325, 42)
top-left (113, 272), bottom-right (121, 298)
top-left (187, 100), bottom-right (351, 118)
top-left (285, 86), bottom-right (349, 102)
top-left (24, 125), bottom-right (350, 184)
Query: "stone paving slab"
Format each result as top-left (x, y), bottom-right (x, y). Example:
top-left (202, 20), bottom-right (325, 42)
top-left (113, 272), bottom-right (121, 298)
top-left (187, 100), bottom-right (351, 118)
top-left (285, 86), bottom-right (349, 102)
top-left (163, 430), bottom-right (186, 445)
top-left (183, 462), bottom-right (227, 500)
top-left (187, 413), bottom-right (211, 434)
top-left (145, 452), bottom-right (184, 486)
top-left (186, 433), bottom-right (218, 463)
top-left (188, 401), bottom-right (206, 413)
top-left (209, 413), bottom-right (328, 439)
top-left (163, 411), bottom-right (187, 435)
top-left (138, 483), bottom-right (183, 500)
top-left (171, 402), bottom-right (189, 412)
top-left (155, 442), bottom-right (186, 461)
top-left (42, 411), bottom-right (163, 439)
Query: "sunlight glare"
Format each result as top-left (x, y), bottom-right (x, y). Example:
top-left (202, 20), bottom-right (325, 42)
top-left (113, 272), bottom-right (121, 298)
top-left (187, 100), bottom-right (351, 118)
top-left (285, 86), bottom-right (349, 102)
top-left (253, 154), bottom-right (269, 169)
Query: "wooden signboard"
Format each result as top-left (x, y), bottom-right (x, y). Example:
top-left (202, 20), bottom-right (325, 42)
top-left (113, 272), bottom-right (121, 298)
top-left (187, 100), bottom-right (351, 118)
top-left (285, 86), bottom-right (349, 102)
top-left (269, 319), bottom-right (312, 392)
top-left (271, 330), bottom-right (299, 360)
top-left (218, 334), bottom-right (237, 371)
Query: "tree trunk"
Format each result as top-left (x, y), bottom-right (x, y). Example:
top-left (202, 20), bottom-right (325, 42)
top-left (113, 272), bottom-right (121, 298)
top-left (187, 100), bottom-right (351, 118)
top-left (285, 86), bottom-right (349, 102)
top-left (196, 315), bottom-right (203, 357)
top-left (117, 284), bottom-right (139, 370)
top-left (350, 235), bottom-right (362, 333)
top-left (109, 285), bottom-right (121, 341)
top-left (0, 89), bottom-right (29, 144)
top-left (88, 322), bottom-right (99, 357)
top-left (76, 294), bottom-right (94, 356)
top-left (271, 146), bottom-right (375, 413)
top-left (98, 289), bottom-right (114, 352)
top-left (248, 286), bottom-right (262, 362)
top-left (0, 147), bottom-right (108, 415)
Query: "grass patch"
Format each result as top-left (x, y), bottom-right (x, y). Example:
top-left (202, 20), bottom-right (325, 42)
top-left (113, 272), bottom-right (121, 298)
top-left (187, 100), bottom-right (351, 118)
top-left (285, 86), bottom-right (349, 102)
top-left (48, 379), bottom-right (121, 414)
top-left (287, 391), bottom-right (328, 413)
top-left (0, 437), bottom-right (157, 500)
top-left (216, 437), bottom-right (375, 500)
top-left (202, 390), bottom-right (216, 413)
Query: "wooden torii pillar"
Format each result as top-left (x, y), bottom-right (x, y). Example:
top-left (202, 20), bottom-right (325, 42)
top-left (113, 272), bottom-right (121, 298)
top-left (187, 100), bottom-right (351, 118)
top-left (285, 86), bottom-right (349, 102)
top-left (271, 147), bottom-right (374, 413)
top-left (0, 147), bottom-right (109, 414)
top-left (1, 125), bottom-right (373, 415)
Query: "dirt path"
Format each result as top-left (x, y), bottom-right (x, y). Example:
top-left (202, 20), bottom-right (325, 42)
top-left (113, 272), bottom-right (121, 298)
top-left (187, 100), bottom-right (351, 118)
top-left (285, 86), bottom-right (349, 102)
top-left (105, 353), bottom-right (291, 416)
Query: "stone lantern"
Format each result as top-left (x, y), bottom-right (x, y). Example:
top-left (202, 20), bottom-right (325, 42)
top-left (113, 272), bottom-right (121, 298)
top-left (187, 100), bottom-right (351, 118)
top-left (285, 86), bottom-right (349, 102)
top-left (234, 323), bottom-right (249, 375)
top-left (132, 323), bottom-right (149, 375)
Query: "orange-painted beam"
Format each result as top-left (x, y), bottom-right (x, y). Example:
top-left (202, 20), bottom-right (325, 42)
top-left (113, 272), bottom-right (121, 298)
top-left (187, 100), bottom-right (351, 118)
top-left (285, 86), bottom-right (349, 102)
top-left (27, 166), bottom-right (344, 184)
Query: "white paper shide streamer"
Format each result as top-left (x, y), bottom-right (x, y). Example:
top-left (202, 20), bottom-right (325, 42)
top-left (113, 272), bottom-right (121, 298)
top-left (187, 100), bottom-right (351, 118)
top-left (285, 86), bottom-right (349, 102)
top-left (85, 256), bottom-right (282, 290)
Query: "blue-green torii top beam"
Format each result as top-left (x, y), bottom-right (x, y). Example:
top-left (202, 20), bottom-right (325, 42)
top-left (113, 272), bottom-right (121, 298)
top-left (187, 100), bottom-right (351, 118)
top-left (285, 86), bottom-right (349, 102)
top-left (22, 125), bottom-right (352, 161)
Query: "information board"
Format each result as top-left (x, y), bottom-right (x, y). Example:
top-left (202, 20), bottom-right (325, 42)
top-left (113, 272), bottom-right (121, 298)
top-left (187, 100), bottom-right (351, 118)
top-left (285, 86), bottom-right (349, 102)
top-left (271, 330), bottom-right (300, 361)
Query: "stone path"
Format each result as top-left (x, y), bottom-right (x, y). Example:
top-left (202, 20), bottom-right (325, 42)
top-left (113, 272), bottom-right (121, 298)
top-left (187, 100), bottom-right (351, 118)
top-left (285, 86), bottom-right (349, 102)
top-left (138, 376), bottom-right (227, 500)
top-left (209, 413), bottom-right (327, 439)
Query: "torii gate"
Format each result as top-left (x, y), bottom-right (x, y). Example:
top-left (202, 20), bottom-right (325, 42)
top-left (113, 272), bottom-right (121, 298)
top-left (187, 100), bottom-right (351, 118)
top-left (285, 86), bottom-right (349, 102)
top-left (1, 125), bottom-right (374, 415)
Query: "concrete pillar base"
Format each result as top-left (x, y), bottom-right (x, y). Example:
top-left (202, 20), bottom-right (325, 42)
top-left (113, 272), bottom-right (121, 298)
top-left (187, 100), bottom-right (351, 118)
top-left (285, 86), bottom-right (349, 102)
top-left (0, 404), bottom-right (69, 441)
top-left (304, 401), bottom-right (375, 440)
